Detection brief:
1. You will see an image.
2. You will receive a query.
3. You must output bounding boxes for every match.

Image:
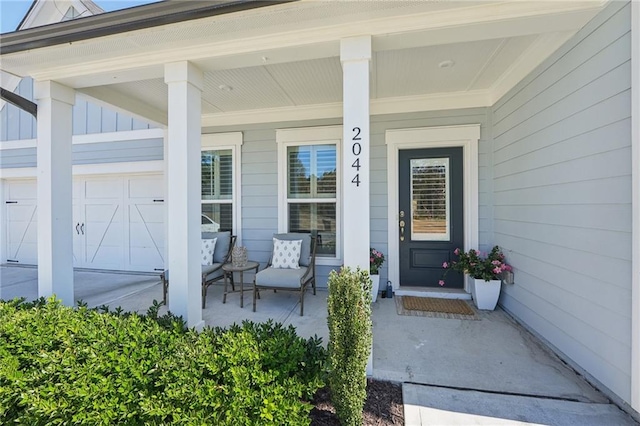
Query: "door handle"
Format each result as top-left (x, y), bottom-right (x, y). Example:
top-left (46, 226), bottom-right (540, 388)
top-left (80, 223), bottom-right (85, 235)
top-left (399, 220), bottom-right (405, 241)
top-left (76, 223), bottom-right (80, 235)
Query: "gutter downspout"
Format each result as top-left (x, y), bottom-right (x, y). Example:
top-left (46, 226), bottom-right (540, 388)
top-left (0, 87), bottom-right (37, 117)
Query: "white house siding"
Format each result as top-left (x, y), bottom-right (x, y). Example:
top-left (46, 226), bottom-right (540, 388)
top-left (0, 77), bottom-right (152, 142)
top-left (492, 1), bottom-right (632, 405)
top-left (206, 107), bottom-right (491, 288)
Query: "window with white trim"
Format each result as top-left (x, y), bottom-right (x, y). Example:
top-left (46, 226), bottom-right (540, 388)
top-left (201, 133), bottom-right (242, 239)
top-left (277, 127), bottom-right (341, 261)
top-left (201, 149), bottom-right (232, 231)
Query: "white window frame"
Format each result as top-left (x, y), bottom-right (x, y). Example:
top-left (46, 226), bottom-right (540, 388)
top-left (276, 126), bottom-right (342, 266)
top-left (201, 132), bottom-right (243, 244)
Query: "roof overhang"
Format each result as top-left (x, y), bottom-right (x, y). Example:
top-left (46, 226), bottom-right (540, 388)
top-left (0, 0), bottom-right (295, 55)
top-left (0, 0), bottom-right (609, 127)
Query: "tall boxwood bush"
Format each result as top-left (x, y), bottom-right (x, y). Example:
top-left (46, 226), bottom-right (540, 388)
top-left (327, 267), bottom-right (372, 426)
top-left (0, 297), bottom-right (326, 425)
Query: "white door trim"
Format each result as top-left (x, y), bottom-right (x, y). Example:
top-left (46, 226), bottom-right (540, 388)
top-left (386, 124), bottom-right (480, 293)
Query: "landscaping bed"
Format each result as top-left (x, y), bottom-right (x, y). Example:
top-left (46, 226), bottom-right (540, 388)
top-left (311, 379), bottom-right (404, 425)
top-left (1, 296), bottom-right (402, 425)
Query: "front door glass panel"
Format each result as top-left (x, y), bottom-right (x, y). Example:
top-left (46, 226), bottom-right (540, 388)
top-left (410, 158), bottom-right (449, 241)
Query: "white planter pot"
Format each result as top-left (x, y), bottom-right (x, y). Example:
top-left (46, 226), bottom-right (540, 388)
top-left (370, 274), bottom-right (380, 303)
top-left (469, 276), bottom-right (501, 310)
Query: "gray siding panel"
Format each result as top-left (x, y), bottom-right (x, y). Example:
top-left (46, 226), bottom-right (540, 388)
top-left (17, 78), bottom-right (35, 139)
top-left (0, 147), bottom-right (37, 168)
top-left (0, 139), bottom-right (163, 168)
top-left (491, 1), bottom-right (632, 403)
top-left (0, 101), bottom-right (8, 141)
top-left (116, 114), bottom-right (133, 132)
top-left (0, 77), bottom-right (154, 140)
top-left (73, 100), bottom-right (88, 135)
top-left (102, 110), bottom-right (117, 133)
top-left (6, 104), bottom-right (19, 141)
top-left (86, 103), bottom-right (102, 134)
top-left (132, 119), bottom-right (150, 131)
top-left (72, 140), bottom-right (163, 164)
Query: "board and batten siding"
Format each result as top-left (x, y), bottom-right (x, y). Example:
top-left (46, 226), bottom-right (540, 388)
top-left (491, 1), bottom-right (632, 405)
top-left (0, 77), bottom-right (153, 142)
top-left (206, 107), bottom-right (490, 288)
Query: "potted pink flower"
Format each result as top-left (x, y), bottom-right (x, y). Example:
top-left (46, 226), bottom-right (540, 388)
top-left (369, 248), bottom-right (385, 302)
top-left (441, 245), bottom-right (512, 310)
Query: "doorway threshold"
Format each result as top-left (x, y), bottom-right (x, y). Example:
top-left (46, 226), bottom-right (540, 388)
top-left (395, 287), bottom-right (471, 300)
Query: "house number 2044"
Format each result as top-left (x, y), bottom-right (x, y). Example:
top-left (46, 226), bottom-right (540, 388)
top-left (351, 127), bottom-right (362, 187)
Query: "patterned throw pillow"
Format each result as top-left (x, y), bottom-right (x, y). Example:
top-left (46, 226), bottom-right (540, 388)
top-left (201, 238), bottom-right (217, 266)
top-left (271, 238), bottom-right (302, 269)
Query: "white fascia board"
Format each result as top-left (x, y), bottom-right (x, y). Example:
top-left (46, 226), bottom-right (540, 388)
top-left (202, 91), bottom-right (492, 127)
top-left (72, 128), bottom-right (165, 144)
top-left (0, 139), bottom-right (37, 150)
top-left (202, 103), bottom-right (342, 127)
top-left (489, 32), bottom-right (576, 105)
top-left (372, 91), bottom-right (491, 116)
top-left (24, 2), bottom-right (606, 84)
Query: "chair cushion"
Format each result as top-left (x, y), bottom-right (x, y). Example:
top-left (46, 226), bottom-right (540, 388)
top-left (203, 263), bottom-right (224, 282)
top-left (202, 231), bottom-right (231, 263)
top-left (271, 238), bottom-right (302, 269)
top-left (256, 266), bottom-right (308, 289)
top-left (201, 238), bottom-right (217, 265)
top-left (273, 233), bottom-right (312, 267)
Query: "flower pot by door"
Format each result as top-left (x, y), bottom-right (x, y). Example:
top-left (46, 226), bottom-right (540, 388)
top-left (469, 276), bottom-right (501, 310)
top-left (370, 274), bottom-right (380, 303)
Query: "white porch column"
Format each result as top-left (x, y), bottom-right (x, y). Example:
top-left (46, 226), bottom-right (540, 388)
top-left (164, 61), bottom-right (204, 329)
top-left (340, 36), bottom-right (371, 271)
top-left (34, 80), bottom-right (75, 305)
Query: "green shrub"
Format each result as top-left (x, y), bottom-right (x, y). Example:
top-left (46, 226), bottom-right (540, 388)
top-left (0, 297), bottom-right (326, 425)
top-left (327, 267), bottom-right (373, 426)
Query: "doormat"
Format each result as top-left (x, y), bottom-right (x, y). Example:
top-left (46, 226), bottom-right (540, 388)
top-left (396, 296), bottom-right (479, 320)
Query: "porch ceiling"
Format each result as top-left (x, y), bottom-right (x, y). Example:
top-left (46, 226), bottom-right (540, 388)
top-left (0, 0), bottom-right (607, 126)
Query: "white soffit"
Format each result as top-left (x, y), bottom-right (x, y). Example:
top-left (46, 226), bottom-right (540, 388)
top-left (4, 1), bottom-right (606, 124)
top-left (4, 1), bottom-right (605, 81)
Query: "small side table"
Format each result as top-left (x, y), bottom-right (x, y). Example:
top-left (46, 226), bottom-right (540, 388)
top-left (222, 261), bottom-right (259, 308)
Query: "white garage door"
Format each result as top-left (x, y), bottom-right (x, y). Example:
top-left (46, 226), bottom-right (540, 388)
top-left (5, 180), bottom-right (38, 265)
top-left (5, 175), bottom-right (165, 273)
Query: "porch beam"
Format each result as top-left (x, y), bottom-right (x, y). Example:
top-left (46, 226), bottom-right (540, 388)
top-left (340, 36), bottom-right (371, 271)
top-left (164, 61), bottom-right (204, 329)
top-left (77, 87), bottom-right (167, 127)
top-left (34, 80), bottom-right (75, 305)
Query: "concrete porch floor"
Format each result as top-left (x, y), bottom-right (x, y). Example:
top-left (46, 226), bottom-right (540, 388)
top-left (1, 265), bottom-right (637, 425)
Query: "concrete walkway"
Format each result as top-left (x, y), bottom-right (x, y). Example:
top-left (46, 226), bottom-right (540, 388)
top-left (1, 265), bottom-right (638, 425)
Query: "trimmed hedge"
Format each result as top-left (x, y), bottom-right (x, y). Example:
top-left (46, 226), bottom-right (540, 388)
top-left (327, 267), bottom-right (373, 426)
top-left (0, 297), bottom-right (326, 425)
